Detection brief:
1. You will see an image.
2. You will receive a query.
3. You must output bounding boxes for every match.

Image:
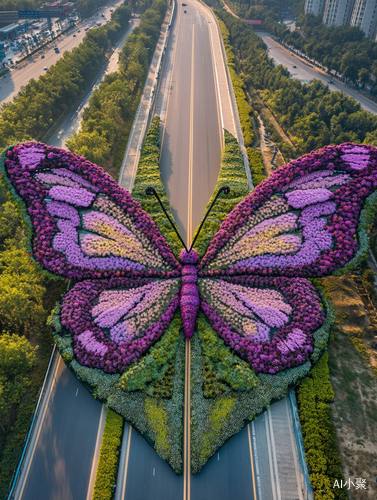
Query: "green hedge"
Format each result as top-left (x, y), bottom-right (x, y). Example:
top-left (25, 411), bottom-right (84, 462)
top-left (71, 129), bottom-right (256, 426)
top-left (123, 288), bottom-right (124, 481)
top-left (247, 147), bottom-right (266, 186)
top-left (131, 116), bottom-right (182, 259)
top-left (297, 352), bottom-right (347, 500)
top-left (217, 18), bottom-right (266, 186)
top-left (92, 409), bottom-right (123, 500)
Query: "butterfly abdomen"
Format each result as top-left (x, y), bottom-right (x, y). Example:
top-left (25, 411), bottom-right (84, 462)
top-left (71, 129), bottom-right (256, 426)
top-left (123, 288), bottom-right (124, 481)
top-left (180, 265), bottom-right (199, 339)
top-left (179, 249), bottom-right (200, 339)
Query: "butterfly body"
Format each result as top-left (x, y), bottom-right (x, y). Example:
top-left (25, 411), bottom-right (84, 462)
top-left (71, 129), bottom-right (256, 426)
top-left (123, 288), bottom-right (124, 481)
top-left (180, 249), bottom-right (200, 338)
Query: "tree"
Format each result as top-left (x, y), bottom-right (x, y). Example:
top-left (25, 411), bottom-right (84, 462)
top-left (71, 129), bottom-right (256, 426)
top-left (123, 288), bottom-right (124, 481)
top-left (0, 333), bottom-right (37, 431)
top-left (358, 68), bottom-right (370, 88)
top-left (0, 247), bottom-right (47, 332)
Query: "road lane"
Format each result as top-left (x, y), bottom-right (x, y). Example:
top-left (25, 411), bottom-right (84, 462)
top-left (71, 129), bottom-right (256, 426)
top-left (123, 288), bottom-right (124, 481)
top-left (159, 0), bottom-right (222, 247)
top-left (0, 0), bottom-right (125, 105)
top-left (122, 428), bottom-right (183, 500)
top-left (16, 357), bottom-right (104, 500)
top-left (191, 426), bottom-right (256, 500)
top-left (260, 33), bottom-right (377, 115)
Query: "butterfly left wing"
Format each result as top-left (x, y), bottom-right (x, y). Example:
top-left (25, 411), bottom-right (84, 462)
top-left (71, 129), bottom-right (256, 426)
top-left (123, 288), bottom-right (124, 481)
top-left (62, 277), bottom-right (181, 372)
top-left (198, 276), bottom-right (324, 374)
top-left (1, 143), bottom-right (180, 279)
top-left (198, 143), bottom-right (377, 278)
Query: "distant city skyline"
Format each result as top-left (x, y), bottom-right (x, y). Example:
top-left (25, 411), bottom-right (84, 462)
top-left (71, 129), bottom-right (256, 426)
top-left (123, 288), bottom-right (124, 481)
top-left (304, 0), bottom-right (377, 39)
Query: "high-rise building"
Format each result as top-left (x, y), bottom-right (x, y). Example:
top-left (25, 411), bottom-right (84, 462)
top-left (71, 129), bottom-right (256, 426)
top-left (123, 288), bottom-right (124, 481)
top-left (322, 0), bottom-right (355, 26)
top-left (304, 0), bottom-right (327, 16)
top-left (350, 0), bottom-right (377, 38)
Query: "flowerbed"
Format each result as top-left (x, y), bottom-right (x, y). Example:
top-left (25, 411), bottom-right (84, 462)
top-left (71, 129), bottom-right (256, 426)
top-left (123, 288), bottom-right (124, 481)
top-left (200, 276), bottom-right (324, 374)
top-left (131, 116), bottom-right (182, 259)
top-left (62, 277), bottom-right (180, 373)
top-left (3, 121), bottom-right (377, 478)
top-left (192, 131), bottom-right (250, 257)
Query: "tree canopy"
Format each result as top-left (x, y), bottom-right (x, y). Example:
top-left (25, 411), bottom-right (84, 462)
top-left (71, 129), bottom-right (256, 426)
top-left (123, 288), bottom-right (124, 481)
top-left (217, 10), bottom-right (377, 155)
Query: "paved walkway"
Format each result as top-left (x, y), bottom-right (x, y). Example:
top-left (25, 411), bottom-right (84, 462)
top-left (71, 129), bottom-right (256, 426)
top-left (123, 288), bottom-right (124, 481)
top-left (118, 6), bottom-right (173, 191)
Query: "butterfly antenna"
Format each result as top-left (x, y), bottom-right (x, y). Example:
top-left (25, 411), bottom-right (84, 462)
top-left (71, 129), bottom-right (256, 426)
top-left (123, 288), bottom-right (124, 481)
top-left (145, 187), bottom-right (188, 252)
top-left (189, 186), bottom-right (230, 252)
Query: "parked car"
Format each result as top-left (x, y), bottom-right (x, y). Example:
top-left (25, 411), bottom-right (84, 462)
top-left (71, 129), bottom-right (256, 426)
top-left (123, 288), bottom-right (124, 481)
top-left (41, 54), bottom-right (45, 58)
top-left (293, 65), bottom-right (296, 68)
top-left (328, 80), bottom-right (334, 84)
top-left (43, 67), bottom-right (48, 70)
top-left (184, 9), bottom-right (187, 13)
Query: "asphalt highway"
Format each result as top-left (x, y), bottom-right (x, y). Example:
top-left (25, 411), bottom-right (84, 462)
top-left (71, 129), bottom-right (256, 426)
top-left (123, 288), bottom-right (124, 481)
top-left (0, 0), bottom-right (124, 105)
top-left (15, 357), bottom-right (105, 500)
top-left (159, 0), bottom-right (222, 246)
top-left (260, 32), bottom-right (377, 115)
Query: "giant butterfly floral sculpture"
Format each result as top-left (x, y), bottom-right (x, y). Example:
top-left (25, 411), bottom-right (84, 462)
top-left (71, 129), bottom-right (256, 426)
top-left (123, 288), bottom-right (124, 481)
top-left (1, 140), bottom-right (377, 473)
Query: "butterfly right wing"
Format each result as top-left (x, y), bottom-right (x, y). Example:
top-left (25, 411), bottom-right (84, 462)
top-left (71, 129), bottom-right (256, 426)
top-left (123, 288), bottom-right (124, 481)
top-left (198, 144), bottom-right (377, 278)
top-left (198, 275), bottom-right (324, 374)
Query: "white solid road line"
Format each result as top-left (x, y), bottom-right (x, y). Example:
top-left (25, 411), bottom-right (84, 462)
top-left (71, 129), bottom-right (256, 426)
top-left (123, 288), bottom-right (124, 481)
top-left (251, 421), bottom-right (263, 500)
top-left (264, 409), bottom-right (278, 500)
top-left (16, 354), bottom-right (60, 500)
top-left (86, 405), bottom-right (107, 500)
top-left (114, 424), bottom-right (132, 500)
top-left (187, 24), bottom-right (195, 247)
top-left (285, 399), bottom-right (304, 500)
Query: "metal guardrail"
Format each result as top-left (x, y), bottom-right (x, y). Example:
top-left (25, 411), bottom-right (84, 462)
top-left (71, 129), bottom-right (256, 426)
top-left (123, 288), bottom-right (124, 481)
top-left (7, 345), bottom-right (58, 500)
top-left (289, 390), bottom-right (314, 500)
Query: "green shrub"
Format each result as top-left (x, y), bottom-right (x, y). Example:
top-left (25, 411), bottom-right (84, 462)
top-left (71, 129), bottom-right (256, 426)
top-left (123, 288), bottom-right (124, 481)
top-left (120, 311), bottom-right (182, 395)
top-left (197, 312), bottom-right (258, 392)
top-left (297, 352), bottom-right (347, 500)
top-left (247, 147), bottom-right (266, 185)
top-left (92, 409), bottom-right (123, 500)
top-left (131, 117), bottom-right (182, 259)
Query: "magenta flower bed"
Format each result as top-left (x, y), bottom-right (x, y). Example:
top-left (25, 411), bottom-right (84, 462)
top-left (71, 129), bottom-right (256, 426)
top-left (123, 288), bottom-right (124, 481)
top-left (3, 142), bottom-right (181, 280)
top-left (62, 277), bottom-right (180, 373)
top-left (200, 276), bottom-right (324, 373)
top-left (199, 143), bottom-right (377, 277)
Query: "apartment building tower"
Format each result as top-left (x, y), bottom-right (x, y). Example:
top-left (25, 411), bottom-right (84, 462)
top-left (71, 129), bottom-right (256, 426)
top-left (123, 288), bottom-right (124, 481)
top-left (350, 0), bottom-right (377, 37)
top-left (304, 0), bottom-right (327, 16)
top-left (322, 0), bottom-right (355, 26)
